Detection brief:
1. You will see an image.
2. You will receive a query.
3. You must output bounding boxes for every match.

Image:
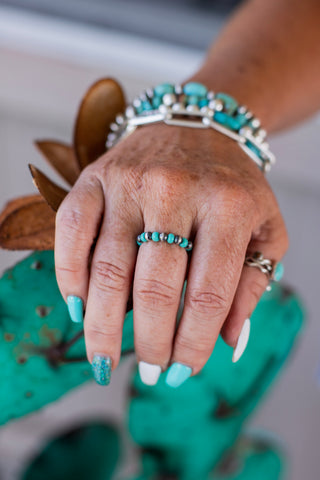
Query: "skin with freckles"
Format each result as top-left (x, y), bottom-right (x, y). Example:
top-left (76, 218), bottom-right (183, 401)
top-left (55, 0), bottom-right (320, 379)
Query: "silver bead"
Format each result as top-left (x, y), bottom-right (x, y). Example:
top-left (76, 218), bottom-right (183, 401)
top-left (163, 93), bottom-right (177, 106)
top-left (264, 161), bottom-right (272, 173)
top-left (125, 106), bottom-right (135, 119)
top-left (211, 99), bottom-right (224, 112)
top-left (186, 241), bottom-right (193, 250)
top-left (175, 84), bottom-right (183, 95)
top-left (137, 235), bottom-right (141, 243)
top-left (251, 118), bottom-right (261, 129)
top-left (115, 114), bottom-right (125, 124)
top-left (159, 103), bottom-right (169, 113)
top-left (139, 92), bottom-right (148, 102)
top-left (146, 88), bottom-right (154, 99)
top-left (202, 116), bottom-right (211, 126)
top-left (207, 91), bottom-right (215, 100)
top-left (159, 232), bottom-right (168, 242)
top-left (107, 133), bottom-right (117, 142)
top-left (106, 139), bottom-right (114, 149)
top-left (172, 102), bottom-right (184, 112)
top-left (255, 128), bottom-right (267, 141)
top-left (146, 232), bottom-right (152, 241)
top-left (174, 235), bottom-right (183, 245)
top-left (237, 105), bottom-right (247, 115)
top-left (245, 111), bottom-right (253, 120)
top-left (239, 126), bottom-right (252, 137)
top-left (110, 122), bottom-right (119, 132)
top-left (133, 98), bottom-right (142, 109)
top-left (186, 104), bottom-right (199, 113)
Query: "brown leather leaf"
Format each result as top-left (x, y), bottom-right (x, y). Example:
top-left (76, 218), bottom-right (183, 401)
top-left (29, 164), bottom-right (69, 212)
top-left (0, 194), bottom-right (55, 250)
top-left (35, 140), bottom-right (80, 186)
top-left (74, 77), bottom-right (126, 170)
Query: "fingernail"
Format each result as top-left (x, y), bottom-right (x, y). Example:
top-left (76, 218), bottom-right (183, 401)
top-left (67, 295), bottom-right (83, 323)
top-left (138, 361), bottom-right (162, 386)
top-left (91, 354), bottom-right (112, 386)
top-left (165, 362), bottom-right (192, 388)
top-left (232, 318), bottom-right (251, 363)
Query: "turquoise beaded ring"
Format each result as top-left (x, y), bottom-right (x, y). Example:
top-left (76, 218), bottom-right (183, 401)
top-left (137, 232), bottom-right (193, 252)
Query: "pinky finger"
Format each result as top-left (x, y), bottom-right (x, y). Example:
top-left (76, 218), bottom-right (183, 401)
top-left (220, 264), bottom-right (269, 362)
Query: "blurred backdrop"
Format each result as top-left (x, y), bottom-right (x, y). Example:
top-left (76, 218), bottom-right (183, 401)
top-left (0, 1), bottom-right (319, 479)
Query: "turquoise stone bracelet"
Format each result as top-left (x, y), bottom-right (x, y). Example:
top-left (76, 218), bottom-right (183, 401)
top-left (137, 232), bottom-right (193, 251)
top-left (106, 82), bottom-right (275, 173)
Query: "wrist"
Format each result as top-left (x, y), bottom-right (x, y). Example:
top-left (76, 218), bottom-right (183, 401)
top-left (108, 81), bottom-right (275, 173)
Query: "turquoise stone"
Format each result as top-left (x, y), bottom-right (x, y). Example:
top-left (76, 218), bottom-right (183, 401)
top-left (165, 362), bottom-right (192, 388)
top-left (214, 111), bottom-right (231, 128)
top-left (154, 83), bottom-right (174, 97)
top-left (183, 82), bottom-right (208, 98)
top-left (167, 233), bottom-right (175, 244)
top-left (141, 100), bottom-right (152, 111)
top-left (216, 92), bottom-right (238, 115)
top-left (179, 238), bottom-right (188, 248)
top-left (187, 95), bottom-right (199, 105)
top-left (151, 232), bottom-right (160, 242)
top-left (246, 140), bottom-right (262, 159)
top-left (198, 98), bottom-right (209, 108)
top-left (140, 232), bottom-right (147, 242)
top-left (152, 96), bottom-right (161, 109)
top-left (274, 262), bottom-right (284, 282)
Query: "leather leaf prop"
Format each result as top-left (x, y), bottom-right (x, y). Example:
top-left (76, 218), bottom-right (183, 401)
top-left (0, 195), bottom-right (55, 250)
top-left (28, 164), bottom-right (68, 212)
top-left (0, 77), bottom-right (125, 251)
top-left (35, 140), bottom-right (80, 186)
top-left (74, 77), bottom-right (126, 170)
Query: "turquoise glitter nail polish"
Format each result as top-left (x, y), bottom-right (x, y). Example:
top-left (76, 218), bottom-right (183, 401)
top-left (67, 295), bottom-right (83, 323)
top-left (92, 355), bottom-right (112, 386)
top-left (165, 362), bottom-right (192, 388)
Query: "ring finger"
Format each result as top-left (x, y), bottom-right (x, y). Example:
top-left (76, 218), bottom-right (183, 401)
top-left (133, 217), bottom-right (192, 386)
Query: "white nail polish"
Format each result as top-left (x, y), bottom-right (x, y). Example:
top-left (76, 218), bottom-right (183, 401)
top-left (138, 361), bottom-right (162, 385)
top-left (232, 318), bottom-right (251, 363)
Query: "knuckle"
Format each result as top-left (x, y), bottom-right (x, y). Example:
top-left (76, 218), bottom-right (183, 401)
top-left (217, 182), bottom-right (255, 216)
top-left (135, 279), bottom-right (179, 309)
top-left (56, 204), bottom-right (88, 240)
top-left (248, 278), bottom-right (266, 305)
top-left (185, 289), bottom-right (228, 317)
top-left (85, 324), bottom-right (120, 355)
top-left (174, 333), bottom-right (212, 359)
top-left (92, 260), bottom-right (129, 294)
top-left (146, 164), bottom-right (193, 198)
top-left (136, 340), bottom-right (169, 362)
top-left (55, 262), bottom-right (83, 276)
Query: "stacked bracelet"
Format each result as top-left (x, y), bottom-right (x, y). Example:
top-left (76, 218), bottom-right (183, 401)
top-left (106, 82), bottom-right (275, 173)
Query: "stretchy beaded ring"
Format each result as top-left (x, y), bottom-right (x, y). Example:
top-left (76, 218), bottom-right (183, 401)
top-left (137, 232), bottom-right (193, 252)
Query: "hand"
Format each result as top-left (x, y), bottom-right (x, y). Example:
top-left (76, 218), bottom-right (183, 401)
top-left (54, 123), bottom-right (288, 386)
